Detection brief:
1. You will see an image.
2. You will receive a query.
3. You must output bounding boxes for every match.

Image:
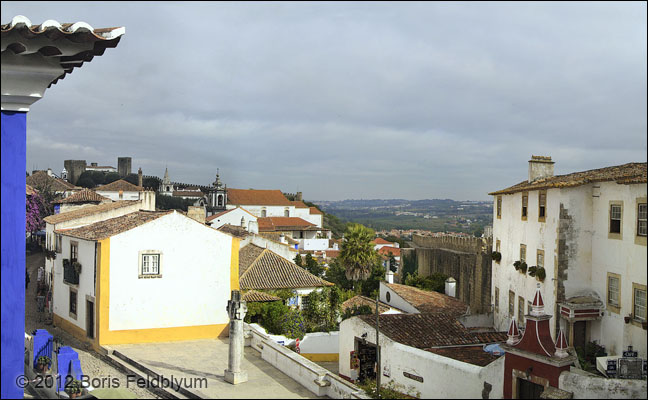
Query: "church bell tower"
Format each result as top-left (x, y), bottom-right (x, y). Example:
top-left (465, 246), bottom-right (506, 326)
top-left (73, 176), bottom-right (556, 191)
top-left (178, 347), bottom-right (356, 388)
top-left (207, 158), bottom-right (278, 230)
top-left (208, 169), bottom-right (227, 213)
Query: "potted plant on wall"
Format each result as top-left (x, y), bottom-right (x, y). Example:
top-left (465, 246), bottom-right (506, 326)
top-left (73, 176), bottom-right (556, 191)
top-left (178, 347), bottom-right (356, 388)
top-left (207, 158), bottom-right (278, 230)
top-left (72, 260), bottom-right (82, 275)
top-left (528, 266), bottom-right (537, 277)
top-left (535, 267), bottom-right (546, 282)
top-left (519, 261), bottom-right (528, 274)
top-left (491, 251), bottom-right (502, 263)
top-left (65, 379), bottom-right (83, 399)
top-left (624, 314), bottom-right (632, 324)
top-left (513, 260), bottom-right (521, 271)
top-left (36, 355), bottom-right (50, 373)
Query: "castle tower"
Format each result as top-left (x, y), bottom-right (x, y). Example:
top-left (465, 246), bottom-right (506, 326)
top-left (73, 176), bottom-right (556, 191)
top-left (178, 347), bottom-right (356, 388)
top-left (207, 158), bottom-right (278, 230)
top-left (117, 157), bottom-right (132, 177)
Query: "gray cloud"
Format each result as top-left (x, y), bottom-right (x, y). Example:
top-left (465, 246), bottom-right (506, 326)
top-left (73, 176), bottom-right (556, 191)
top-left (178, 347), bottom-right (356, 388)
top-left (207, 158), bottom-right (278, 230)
top-left (3, 1), bottom-right (646, 200)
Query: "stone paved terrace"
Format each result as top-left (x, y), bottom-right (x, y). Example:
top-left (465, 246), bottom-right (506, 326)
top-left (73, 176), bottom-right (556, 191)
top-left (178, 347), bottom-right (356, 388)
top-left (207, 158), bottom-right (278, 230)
top-left (108, 338), bottom-right (326, 399)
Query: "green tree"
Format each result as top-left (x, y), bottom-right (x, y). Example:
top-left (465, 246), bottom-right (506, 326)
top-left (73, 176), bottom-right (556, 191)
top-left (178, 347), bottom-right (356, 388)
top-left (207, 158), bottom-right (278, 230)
top-left (294, 254), bottom-right (303, 267)
top-left (76, 172), bottom-right (96, 188)
top-left (360, 263), bottom-right (386, 298)
top-left (124, 173), bottom-right (139, 186)
top-left (104, 172), bottom-right (121, 184)
top-left (89, 171), bottom-right (105, 185)
top-left (142, 176), bottom-right (161, 191)
top-left (401, 251), bottom-right (417, 283)
top-left (339, 224), bottom-right (380, 284)
top-left (323, 259), bottom-right (354, 291)
top-left (155, 194), bottom-right (195, 211)
top-left (304, 253), bottom-right (322, 277)
top-left (404, 271), bottom-right (448, 293)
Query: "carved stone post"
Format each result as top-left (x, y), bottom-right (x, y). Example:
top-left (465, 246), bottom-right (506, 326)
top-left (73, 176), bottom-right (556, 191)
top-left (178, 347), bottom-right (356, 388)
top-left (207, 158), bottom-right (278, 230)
top-left (224, 290), bottom-right (248, 384)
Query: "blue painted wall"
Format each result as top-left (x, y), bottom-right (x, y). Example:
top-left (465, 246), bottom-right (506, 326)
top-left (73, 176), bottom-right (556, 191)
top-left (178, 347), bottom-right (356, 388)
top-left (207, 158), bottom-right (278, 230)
top-left (1, 110), bottom-right (27, 399)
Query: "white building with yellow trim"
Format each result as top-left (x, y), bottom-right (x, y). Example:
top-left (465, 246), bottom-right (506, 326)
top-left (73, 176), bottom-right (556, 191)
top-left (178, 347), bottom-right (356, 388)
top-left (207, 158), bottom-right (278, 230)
top-left (52, 210), bottom-right (239, 350)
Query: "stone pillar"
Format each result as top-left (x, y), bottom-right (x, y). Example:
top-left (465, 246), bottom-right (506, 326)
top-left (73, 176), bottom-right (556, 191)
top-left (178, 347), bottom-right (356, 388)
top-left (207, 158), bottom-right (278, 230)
top-left (225, 290), bottom-right (248, 384)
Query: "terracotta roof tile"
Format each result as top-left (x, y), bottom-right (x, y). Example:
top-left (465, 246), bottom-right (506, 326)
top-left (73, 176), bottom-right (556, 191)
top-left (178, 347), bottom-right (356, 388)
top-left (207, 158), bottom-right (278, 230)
top-left (258, 217), bottom-right (318, 232)
top-left (291, 201), bottom-right (309, 209)
top-left (239, 244), bottom-right (267, 274)
top-left (44, 200), bottom-right (139, 224)
top-left (206, 207), bottom-right (256, 223)
top-left (258, 232), bottom-right (300, 246)
top-left (239, 248), bottom-right (333, 290)
top-left (373, 238), bottom-right (393, 245)
top-left (378, 246), bottom-right (401, 257)
top-left (95, 179), bottom-right (142, 192)
top-left (242, 290), bottom-right (281, 302)
top-left (56, 210), bottom-right (172, 241)
top-left (358, 313), bottom-right (508, 349)
top-left (426, 345), bottom-right (502, 367)
top-left (309, 206), bottom-right (323, 215)
top-left (341, 295), bottom-right (399, 314)
top-left (26, 170), bottom-right (76, 191)
top-left (489, 162), bottom-right (647, 195)
top-left (384, 282), bottom-right (468, 315)
top-left (55, 188), bottom-right (110, 204)
top-left (217, 224), bottom-right (248, 239)
top-left (227, 188), bottom-right (292, 206)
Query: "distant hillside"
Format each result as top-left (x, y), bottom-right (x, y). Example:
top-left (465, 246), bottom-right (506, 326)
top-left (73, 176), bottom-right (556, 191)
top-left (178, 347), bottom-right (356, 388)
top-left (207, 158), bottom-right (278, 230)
top-left (303, 201), bottom-right (351, 238)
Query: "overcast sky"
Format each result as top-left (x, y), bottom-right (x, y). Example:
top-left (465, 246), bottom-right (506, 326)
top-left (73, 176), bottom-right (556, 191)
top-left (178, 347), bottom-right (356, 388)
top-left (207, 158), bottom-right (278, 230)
top-left (3, 2), bottom-right (646, 201)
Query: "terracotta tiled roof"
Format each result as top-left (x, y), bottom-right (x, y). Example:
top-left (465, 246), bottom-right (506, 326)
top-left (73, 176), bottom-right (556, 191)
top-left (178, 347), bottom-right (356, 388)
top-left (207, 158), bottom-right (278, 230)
top-left (242, 290), bottom-right (281, 303)
top-left (227, 188), bottom-right (292, 206)
top-left (56, 210), bottom-right (172, 241)
top-left (1, 16), bottom-right (125, 88)
top-left (373, 238), bottom-right (393, 245)
top-left (309, 206), bottom-right (323, 215)
top-left (26, 170), bottom-right (76, 192)
top-left (258, 232), bottom-right (300, 246)
top-left (358, 313), bottom-right (508, 349)
top-left (489, 162), bottom-right (647, 195)
top-left (384, 282), bottom-right (468, 315)
top-left (239, 244), bottom-right (267, 274)
top-left (258, 217), bottom-right (318, 232)
top-left (378, 246), bottom-right (401, 257)
top-left (239, 248), bottom-right (333, 290)
top-left (55, 188), bottom-right (110, 204)
top-left (325, 250), bottom-right (340, 259)
top-left (95, 179), bottom-right (143, 192)
top-left (291, 201), bottom-right (309, 209)
top-left (426, 346), bottom-right (502, 367)
top-left (172, 190), bottom-right (203, 197)
top-left (217, 224), bottom-right (248, 239)
top-left (341, 295), bottom-right (397, 314)
top-left (44, 200), bottom-right (139, 224)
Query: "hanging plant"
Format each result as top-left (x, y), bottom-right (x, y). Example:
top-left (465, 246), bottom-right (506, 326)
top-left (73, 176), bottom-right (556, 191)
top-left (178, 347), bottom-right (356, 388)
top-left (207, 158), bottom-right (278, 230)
top-left (491, 251), bottom-right (502, 263)
top-left (45, 249), bottom-right (57, 260)
top-left (528, 266), bottom-right (537, 277)
top-left (513, 260), bottom-right (521, 270)
top-left (72, 261), bottom-right (82, 275)
top-left (519, 262), bottom-right (527, 274)
top-left (535, 267), bottom-right (546, 281)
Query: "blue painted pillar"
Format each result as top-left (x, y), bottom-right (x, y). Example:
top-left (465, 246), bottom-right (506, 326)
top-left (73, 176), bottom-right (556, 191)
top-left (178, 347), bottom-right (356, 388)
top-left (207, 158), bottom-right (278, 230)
top-left (1, 110), bottom-right (27, 399)
top-left (57, 346), bottom-right (83, 392)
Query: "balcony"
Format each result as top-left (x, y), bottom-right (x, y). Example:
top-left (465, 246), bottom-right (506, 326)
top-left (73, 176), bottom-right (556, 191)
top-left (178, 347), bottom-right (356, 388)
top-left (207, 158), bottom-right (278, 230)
top-left (62, 259), bottom-right (79, 285)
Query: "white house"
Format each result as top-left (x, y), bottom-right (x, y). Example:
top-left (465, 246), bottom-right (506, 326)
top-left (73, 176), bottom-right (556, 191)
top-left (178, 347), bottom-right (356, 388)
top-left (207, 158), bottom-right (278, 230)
top-left (206, 207), bottom-right (258, 231)
top-left (94, 179), bottom-right (147, 202)
top-left (43, 200), bottom-right (154, 287)
top-left (489, 156), bottom-right (646, 357)
top-left (338, 313), bottom-right (507, 398)
top-left (257, 217), bottom-right (331, 251)
top-left (51, 210), bottom-right (240, 349)
top-left (53, 188), bottom-right (111, 214)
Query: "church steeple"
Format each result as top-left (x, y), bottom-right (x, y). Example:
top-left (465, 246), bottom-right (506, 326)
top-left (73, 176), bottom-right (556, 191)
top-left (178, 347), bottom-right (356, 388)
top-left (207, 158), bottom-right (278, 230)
top-left (207, 168), bottom-right (227, 212)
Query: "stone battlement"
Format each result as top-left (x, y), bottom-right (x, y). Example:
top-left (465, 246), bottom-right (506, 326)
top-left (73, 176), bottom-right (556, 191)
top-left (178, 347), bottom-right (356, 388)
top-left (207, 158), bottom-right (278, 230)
top-left (412, 234), bottom-right (490, 254)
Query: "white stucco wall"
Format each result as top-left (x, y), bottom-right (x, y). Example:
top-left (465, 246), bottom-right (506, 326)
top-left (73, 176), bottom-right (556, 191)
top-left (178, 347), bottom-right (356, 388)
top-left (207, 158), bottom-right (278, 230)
top-left (107, 211), bottom-right (233, 330)
top-left (208, 207), bottom-right (258, 230)
top-left (339, 317), bottom-right (504, 399)
top-left (227, 204), bottom-right (296, 218)
top-left (300, 238), bottom-right (330, 251)
top-left (559, 370), bottom-right (647, 399)
top-left (52, 236), bottom-right (96, 335)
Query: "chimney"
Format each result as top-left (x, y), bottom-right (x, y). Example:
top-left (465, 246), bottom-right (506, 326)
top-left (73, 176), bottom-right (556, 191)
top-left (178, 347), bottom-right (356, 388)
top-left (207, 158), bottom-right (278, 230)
top-left (47, 168), bottom-right (53, 177)
top-left (138, 167), bottom-right (143, 187)
top-left (187, 206), bottom-right (206, 224)
top-left (386, 269), bottom-right (394, 284)
top-left (248, 220), bottom-right (259, 234)
top-left (445, 277), bottom-right (457, 298)
top-left (528, 155), bottom-right (554, 183)
top-left (279, 233), bottom-right (286, 244)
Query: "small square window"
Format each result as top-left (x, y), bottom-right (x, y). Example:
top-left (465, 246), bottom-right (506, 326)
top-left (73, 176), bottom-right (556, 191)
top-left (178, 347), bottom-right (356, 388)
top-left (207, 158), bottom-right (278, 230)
top-left (141, 254), bottom-right (160, 275)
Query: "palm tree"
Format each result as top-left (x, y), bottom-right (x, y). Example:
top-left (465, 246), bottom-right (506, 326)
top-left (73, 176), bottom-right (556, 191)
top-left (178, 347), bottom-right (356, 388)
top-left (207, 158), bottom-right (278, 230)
top-left (339, 224), bottom-right (379, 283)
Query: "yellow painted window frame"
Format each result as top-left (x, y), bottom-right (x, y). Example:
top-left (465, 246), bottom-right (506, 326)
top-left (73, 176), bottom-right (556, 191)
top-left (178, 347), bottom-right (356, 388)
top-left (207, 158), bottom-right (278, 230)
top-left (536, 249), bottom-right (544, 269)
top-left (632, 283), bottom-right (646, 325)
top-left (496, 196), bottom-right (502, 219)
top-left (608, 201), bottom-right (623, 240)
top-left (521, 192), bottom-right (528, 221)
top-left (538, 190), bottom-right (547, 222)
top-left (636, 198), bottom-right (647, 246)
top-left (520, 244), bottom-right (527, 263)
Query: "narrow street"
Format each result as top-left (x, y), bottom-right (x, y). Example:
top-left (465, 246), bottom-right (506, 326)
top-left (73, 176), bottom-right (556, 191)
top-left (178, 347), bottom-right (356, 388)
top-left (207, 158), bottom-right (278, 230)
top-left (25, 250), bottom-right (159, 398)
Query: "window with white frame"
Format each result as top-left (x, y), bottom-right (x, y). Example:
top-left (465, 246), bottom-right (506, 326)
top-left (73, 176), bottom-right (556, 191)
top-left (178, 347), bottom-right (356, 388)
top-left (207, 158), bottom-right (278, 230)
top-left (607, 274), bottom-right (620, 308)
top-left (638, 203), bottom-right (647, 237)
top-left (141, 253), bottom-right (160, 275)
top-left (633, 284), bottom-right (646, 322)
top-left (610, 204), bottom-right (622, 234)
